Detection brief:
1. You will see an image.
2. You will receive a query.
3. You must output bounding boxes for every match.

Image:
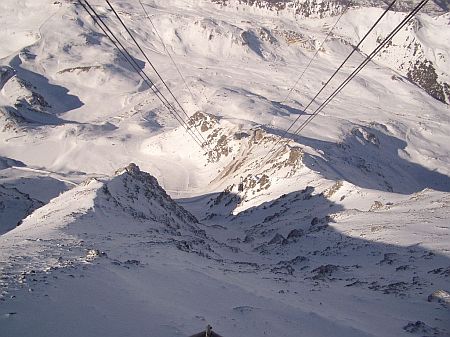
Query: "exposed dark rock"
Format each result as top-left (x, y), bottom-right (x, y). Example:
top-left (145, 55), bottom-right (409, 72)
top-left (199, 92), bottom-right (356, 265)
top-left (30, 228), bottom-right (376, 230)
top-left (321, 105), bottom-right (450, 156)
top-left (403, 321), bottom-right (440, 335)
top-left (243, 235), bottom-right (254, 243)
top-left (378, 253), bottom-right (398, 265)
top-left (427, 266), bottom-right (450, 277)
top-left (271, 264), bottom-right (295, 275)
top-left (382, 282), bottom-right (409, 295)
top-left (0, 107), bottom-right (25, 132)
top-left (57, 65), bottom-right (102, 74)
top-left (407, 59), bottom-right (447, 103)
top-left (345, 280), bottom-right (368, 287)
top-left (395, 265), bottom-right (410, 271)
top-left (277, 255), bottom-right (308, 266)
top-left (287, 228), bottom-right (304, 240)
top-left (233, 131), bottom-right (250, 140)
top-left (311, 264), bottom-right (339, 280)
top-left (268, 233), bottom-right (288, 245)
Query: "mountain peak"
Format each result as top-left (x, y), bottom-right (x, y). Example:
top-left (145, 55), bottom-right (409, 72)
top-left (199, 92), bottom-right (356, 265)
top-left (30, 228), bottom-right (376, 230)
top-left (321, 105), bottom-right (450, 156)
top-left (115, 162), bottom-right (141, 177)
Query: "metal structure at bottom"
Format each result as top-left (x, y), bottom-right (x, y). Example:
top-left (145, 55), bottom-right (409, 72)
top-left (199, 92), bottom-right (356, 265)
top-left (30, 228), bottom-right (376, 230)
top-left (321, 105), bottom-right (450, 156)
top-left (190, 324), bottom-right (223, 337)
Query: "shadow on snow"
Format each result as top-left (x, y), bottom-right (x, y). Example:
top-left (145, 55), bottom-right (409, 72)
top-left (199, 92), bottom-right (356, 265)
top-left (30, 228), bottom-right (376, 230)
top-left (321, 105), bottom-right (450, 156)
top-left (263, 123), bottom-right (450, 194)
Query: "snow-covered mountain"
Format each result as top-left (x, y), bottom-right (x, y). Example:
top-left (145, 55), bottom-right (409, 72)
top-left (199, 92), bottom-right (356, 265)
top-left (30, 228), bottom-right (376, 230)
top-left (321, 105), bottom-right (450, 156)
top-left (0, 163), bottom-right (205, 275)
top-left (0, 0), bottom-right (449, 336)
top-left (211, 0), bottom-right (450, 16)
top-left (211, 0), bottom-right (450, 103)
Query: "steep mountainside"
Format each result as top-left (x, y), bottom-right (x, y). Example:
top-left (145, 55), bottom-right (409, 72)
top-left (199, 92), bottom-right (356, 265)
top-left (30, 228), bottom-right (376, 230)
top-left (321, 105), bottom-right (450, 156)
top-left (0, 163), bottom-right (204, 284)
top-left (210, 0), bottom-right (450, 103)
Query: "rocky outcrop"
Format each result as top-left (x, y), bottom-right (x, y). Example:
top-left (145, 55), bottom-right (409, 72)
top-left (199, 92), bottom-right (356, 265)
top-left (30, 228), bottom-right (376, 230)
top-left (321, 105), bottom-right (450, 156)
top-left (108, 163), bottom-right (200, 229)
top-left (407, 59), bottom-right (448, 103)
top-left (210, 0), bottom-right (448, 17)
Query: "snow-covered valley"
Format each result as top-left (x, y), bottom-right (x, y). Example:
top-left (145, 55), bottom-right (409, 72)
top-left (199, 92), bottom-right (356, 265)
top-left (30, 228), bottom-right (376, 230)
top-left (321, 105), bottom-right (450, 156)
top-left (0, 0), bottom-right (449, 336)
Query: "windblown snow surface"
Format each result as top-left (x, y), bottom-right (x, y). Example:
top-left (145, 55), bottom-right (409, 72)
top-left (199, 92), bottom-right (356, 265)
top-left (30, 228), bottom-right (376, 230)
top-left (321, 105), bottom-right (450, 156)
top-left (0, 0), bottom-right (450, 336)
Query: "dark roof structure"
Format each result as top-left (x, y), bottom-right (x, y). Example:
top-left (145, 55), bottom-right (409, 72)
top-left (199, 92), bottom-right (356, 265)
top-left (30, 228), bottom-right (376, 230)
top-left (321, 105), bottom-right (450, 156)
top-left (189, 332), bottom-right (223, 337)
top-left (189, 325), bottom-right (223, 337)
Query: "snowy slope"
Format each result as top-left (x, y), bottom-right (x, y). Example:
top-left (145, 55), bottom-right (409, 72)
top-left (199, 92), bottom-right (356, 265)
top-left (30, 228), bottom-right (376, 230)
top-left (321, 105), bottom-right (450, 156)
top-left (1, 164), bottom-right (449, 337)
top-left (211, 0), bottom-right (450, 103)
top-left (0, 0), bottom-right (450, 336)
